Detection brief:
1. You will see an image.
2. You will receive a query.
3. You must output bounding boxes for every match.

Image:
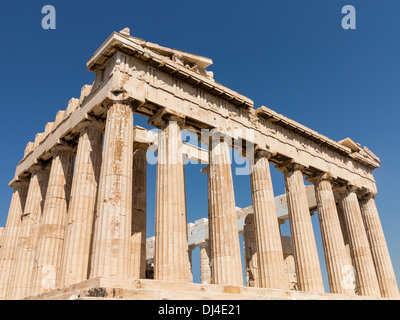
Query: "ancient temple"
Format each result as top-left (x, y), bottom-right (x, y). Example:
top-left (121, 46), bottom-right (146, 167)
top-left (0, 27), bottom-right (398, 300)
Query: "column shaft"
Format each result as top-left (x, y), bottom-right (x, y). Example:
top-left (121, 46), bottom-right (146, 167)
top-left (200, 242), bottom-right (212, 284)
top-left (60, 122), bottom-right (103, 287)
top-left (243, 215), bottom-right (259, 287)
top-left (90, 103), bottom-right (134, 278)
top-left (313, 177), bottom-right (354, 295)
top-left (250, 153), bottom-right (289, 289)
top-left (359, 194), bottom-right (399, 298)
top-left (340, 188), bottom-right (381, 297)
top-left (7, 166), bottom-right (50, 299)
top-left (282, 164), bottom-right (324, 293)
top-left (30, 145), bottom-right (75, 296)
top-left (131, 146), bottom-right (147, 279)
top-left (208, 137), bottom-right (243, 286)
top-left (0, 181), bottom-right (29, 299)
top-left (154, 118), bottom-right (190, 282)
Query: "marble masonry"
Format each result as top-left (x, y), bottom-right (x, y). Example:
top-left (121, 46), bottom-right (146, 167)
top-left (0, 28), bottom-right (398, 300)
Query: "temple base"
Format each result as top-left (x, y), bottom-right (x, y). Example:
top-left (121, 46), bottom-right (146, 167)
top-left (24, 278), bottom-right (386, 300)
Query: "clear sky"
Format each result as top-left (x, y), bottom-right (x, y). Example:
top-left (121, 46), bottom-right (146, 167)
top-left (0, 1), bottom-right (399, 292)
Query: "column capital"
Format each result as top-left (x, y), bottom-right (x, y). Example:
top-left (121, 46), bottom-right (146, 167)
top-left (275, 160), bottom-right (307, 174)
top-left (102, 98), bottom-right (134, 110)
top-left (148, 108), bottom-right (186, 129)
top-left (334, 184), bottom-right (359, 196)
top-left (306, 172), bottom-right (336, 185)
top-left (28, 163), bottom-right (50, 175)
top-left (76, 118), bottom-right (105, 134)
top-left (50, 143), bottom-right (76, 157)
top-left (9, 179), bottom-right (29, 190)
top-left (254, 149), bottom-right (275, 161)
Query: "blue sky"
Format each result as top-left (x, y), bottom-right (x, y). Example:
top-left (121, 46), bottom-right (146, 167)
top-left (0, 1), bottom-right (399, 291)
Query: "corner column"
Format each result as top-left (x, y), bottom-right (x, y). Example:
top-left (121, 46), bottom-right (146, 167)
top-left (311, 174), bottom-right (354, 295)
top-left (278, 163), bottom-right (324, 293)
top-left (90, 102), bottom-right (134, 279)
top-left (250, 151), bottom-right (289, 290)
top-left (30, 144), bottom-right (75, 296)
top-left (154, 115), bottom-right (190, 282)
top-left (359, 193), bottom-right (399, 298)
top-left (7, 165), bottom-right (50, 299)
top-left (0, 180), bottom-right (29, 299)
top-left (207, 134), bottom-right (243, 286)
top-left (60, 120), bottom-right (104, 287)
top-left (339, 186), bottom-right (381, 297)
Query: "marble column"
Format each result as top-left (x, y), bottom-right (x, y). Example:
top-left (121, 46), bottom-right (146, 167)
top-left (90, 103), bottom-right (134, 279)
top-left (7, 165), bottom-right (50, 300)
top-left (207, 135), bottom-right (243, 286)
top-left (30, 144), bottom-right (75, 296)
top-left (281, 235), bottom-right (297, 290)
top-left (188, 246), bottom-right (194, 283)
top-left (59, 120), bottom-right (103, 288)
top-left (250, 151), bottom-right (289, 290)
top-left (278, 163), bottom-right (324, 293)
top-left (359, 193), bottom-right (399, 298)
top-left (340, 186), bottom-right (381, 297)
top-left (336, 204), bottom-right (353, 267)
top-left (0, 180), bottom-right (29, 300)
top-left (312, 174), bottom-right (354, 295)
top-left (243, 214), bottom-right (258, 287)
top-left (154, 116), bottom-right (190, 282)
top-left (131, 145), bottom-right (148, 280)
top-left (199, 242), bottom-right (212, 284)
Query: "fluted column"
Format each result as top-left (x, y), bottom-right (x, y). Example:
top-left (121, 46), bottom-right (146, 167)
top-left (59, 120), bottom-right (103, 288)
top-left (359, 193), bottom-right (399, 298)
top-left (90, 103), bottom-right (134, 279)
top-left (199, 242), bottom-right (212, 284)
top-left (340, 186), bottom-right (381, 297)
top-left (311, 174), bottom-right (354, 295)
top-left (0, 180), bottom-right (29, 299)
top-left (243, 215), bottom-right (258, 287)
top-left (30, 144), bottom-right (75, 296)
top-left (281, 235), bottom-right (297, 290)
top-left (131, 144), bottom-right (148, 279)
top-left (188, 246), bottom-right (194, 283)
top-left (154, 115), bottom-right (190, 282)
top-left (7, 165), bottom-right (50, 300)
top-left (278, 163), bottom-right (324, 293)
top-left (207, 135), bottom-right (243, 286)
top-left (250, 151), bottom-right (289, 289)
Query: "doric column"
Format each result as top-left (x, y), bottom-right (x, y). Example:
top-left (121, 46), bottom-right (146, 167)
top-left (188, 246), bottom-right (194, 283)
top-left (130, 144), bottom-right (148, 280)
top-left (250, 151), bottom-right (289, 290)
top-left (311, 174), bottom-right (354, 295)
top-left (7, 165), bottom-right (50, 300)
top-left (281, 235), bottom-right (297, 290)
top-left (199, 242), bottom-right (212, 284)
top-left (359, 193), bottom-right (399, 298)
top-left (277, 163), bottom-right (324, 293)
top-left (243, 214), bottom-right (258, 287)
top-left (207, 134), bottom-right (243, 286)
top-left (339, 186), bottom-right (381, 297)
top-left (0, 180), bottom-right (29, 299)
top-left (30, 144), bottom-right (75, 296)
top-left (154, 115), bottom-right (190, 282)
top-left (90, 103), bottom-right (134, 279)
top-left (336, 204), bottom-right (353, 267)
top-left (59, 120), bottom-right (103, 288)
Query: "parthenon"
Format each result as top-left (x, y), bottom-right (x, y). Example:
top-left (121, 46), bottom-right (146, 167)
top-left (0, 27), bottom-right (398, 300)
